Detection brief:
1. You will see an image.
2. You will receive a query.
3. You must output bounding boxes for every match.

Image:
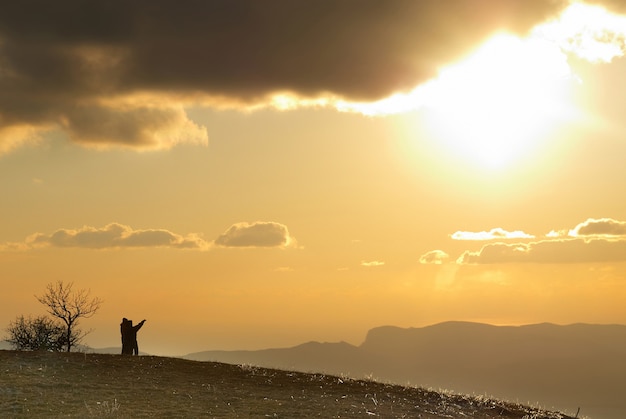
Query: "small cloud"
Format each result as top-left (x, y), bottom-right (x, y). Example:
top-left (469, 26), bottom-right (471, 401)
top-left (419, 250), bottom-right (450, 265)
top-left (274, 267), bottom-right (294, 272)
top-left (568, 218), bottom-right (626, 237)
top-left (457, 242), bottom-right (531, 264)
top-left (451, 228), bottom-right (534, 241)
top-left (214, 221), bottom-right (295, 248)
top-left (361, 260), bottom-right (385, 267)
top-left (546, 230), bottom-right (566, 238)
top-left (18, 223), bottom-right (209, 250)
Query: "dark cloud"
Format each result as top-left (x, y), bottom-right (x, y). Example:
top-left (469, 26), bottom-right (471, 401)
top-left (0, 0), bottom-right (569, 151)
top-left (458, 238), bottom-right (626, 264)
top-left (27, 223), bottom-right (209, 250)
top-left (62, 104), bottom-right (207, 149)
top-left (215, 222), bottom-right (294, 248)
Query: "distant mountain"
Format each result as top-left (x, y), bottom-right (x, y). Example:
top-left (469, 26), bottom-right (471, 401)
top-left (184, 321), bottom-right (626, 419)
top-left (185, 341), bottom-right (371, 377)
top-left (84, 346), bottom-right (149, 356)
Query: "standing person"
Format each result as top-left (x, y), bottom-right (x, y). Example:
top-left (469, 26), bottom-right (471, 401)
top-left (120, 318), bottom-right (146, 355)
top-left (130, 319), bottom-right (146, 355)
top-left (120, 318), bottom-right (132, 355)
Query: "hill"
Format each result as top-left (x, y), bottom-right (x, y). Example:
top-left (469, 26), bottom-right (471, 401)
top-left (0, 349), bottom-right (575, 418)
top-left (184, 321), bottom-right (626, 419)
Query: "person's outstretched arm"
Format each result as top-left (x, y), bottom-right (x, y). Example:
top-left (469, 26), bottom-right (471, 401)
top-left (133, 319), bottom-right (146, 331)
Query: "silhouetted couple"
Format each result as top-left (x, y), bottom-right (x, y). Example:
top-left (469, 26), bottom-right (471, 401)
top-left (120, 318), bottom-right (146, 355)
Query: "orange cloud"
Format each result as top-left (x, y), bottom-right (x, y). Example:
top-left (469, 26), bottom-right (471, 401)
top-left (214, 222), bottom-right (295, 248)
top-left (2, 221), bottom-right (298, 251)
top-left (25, 223), bottom-right (209, 250)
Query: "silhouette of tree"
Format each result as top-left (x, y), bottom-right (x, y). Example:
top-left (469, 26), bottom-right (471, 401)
top-left (5, 315), bottom-right (66, 351)
top-left (36, 281), bottom-right (103, 352)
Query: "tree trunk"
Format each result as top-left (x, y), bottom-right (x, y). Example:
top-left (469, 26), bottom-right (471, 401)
top-left (66, 327), bottom-right (72, 352)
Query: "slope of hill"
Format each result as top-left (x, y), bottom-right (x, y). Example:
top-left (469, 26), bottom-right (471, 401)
top-left (184, 322), bottom-right (626, 419)
top-left (0, 349), bottom-right (574, 418)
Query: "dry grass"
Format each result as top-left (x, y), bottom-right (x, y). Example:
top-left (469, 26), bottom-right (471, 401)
top-left (0, 350), bottom-right (575, 418)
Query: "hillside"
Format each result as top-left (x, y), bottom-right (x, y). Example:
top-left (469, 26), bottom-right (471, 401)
top-left (184, 321), bottom-right (626, 418)
top-left (0, 349), bottom-right (575, 418)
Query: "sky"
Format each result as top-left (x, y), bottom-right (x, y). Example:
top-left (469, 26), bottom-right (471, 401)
top-left (2, 0), bottom-right (626, 356)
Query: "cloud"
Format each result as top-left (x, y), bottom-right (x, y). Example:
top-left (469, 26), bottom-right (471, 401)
top-left (586, 0), bottom-right (626, 13)
top-left (458, 238), bottom-right (626, 264)
top-left (2, 221), bottom-right (298, 251)
top-left (546, 218), bottom-right (626, 238)
top-left (446, 218), bottom-right (626, 264)
top-left (419, 250), bottom-right (450, 265)
top-left (451, 228), bottom-right (535, 241)
top-left (569, 217), bottom-right (626, 237)
top-left (536, 2), bottom-right (626, 63)
top-left (24, 223), bottom-right (209, 250)
top-left (214, 222), bottom-right (295, 248)
top-left (62, 103), bottom-right (208, 151)
top-left (0, 0), bottom-right (570, 153)
top-left (361, 260), bottom-right (385, 267)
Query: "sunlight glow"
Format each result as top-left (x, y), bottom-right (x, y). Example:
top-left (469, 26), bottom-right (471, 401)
top-left (231, 2), bottom-right (626, 170)
top-left (420, 33), bottom-right (578, 169)
top-left (285, 2), bottom-right (626, 170)
top-left (536, 2), bottom-right (626, 63)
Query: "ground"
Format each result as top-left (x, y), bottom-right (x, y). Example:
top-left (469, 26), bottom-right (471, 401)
top-left (0, 350), bottom-right (576, 418)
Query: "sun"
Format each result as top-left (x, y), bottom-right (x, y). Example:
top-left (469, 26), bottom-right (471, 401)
top-left (334, 3), bottom-right (626, 171)
top-left (420, 33), bottom-right (578, 170)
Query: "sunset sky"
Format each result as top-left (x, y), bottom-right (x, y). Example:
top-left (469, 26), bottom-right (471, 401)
top-left (2, 0), bottom-right (626, 356)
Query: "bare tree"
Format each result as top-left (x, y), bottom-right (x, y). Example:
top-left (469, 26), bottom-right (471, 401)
top-left (36, 281), bottom-right (103, 352)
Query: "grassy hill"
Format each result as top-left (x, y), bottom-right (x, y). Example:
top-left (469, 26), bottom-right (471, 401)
top-left (0, 350), bottom-right (575, 418)
top-left (184, 322), bottom-right (626, 418)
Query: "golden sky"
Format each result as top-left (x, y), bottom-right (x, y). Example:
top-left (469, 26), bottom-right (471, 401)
top-left (2, 0), bottom-right (626, 356)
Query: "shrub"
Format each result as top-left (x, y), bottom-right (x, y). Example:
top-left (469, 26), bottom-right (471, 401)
top-left (5, 315), bottom-right (67, 351)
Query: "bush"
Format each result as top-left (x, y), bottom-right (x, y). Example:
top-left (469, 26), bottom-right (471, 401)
top-left (5, 315), bottom-right (67, 351)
